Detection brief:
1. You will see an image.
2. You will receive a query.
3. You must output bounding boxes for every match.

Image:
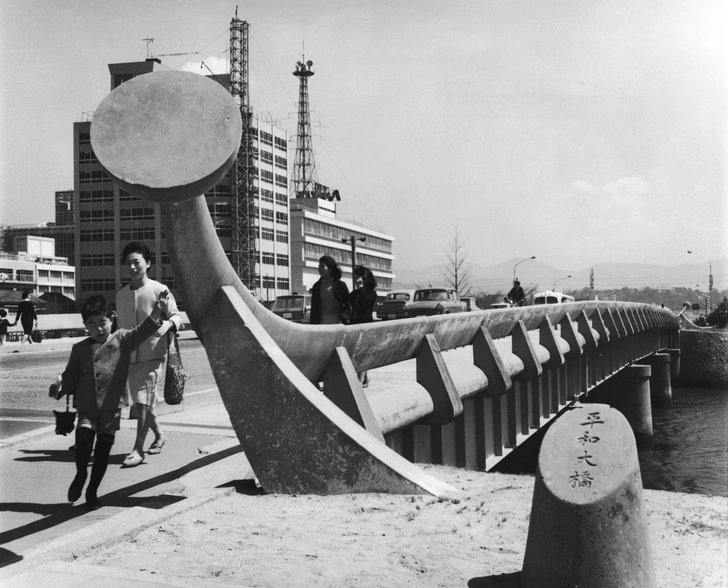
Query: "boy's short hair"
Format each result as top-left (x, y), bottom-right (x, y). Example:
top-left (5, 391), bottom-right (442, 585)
top-left (0, 309), bottom-right (6, 318)
top-left (81, 295), bottom-right (112, 321)
top-left (121, 241), bottom-right (152, 264)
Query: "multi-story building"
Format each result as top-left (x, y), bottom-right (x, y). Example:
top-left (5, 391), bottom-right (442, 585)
top-left (0, 235), bottom-right (76, 301)
top-left (289, 196), bottom-right (394, 294)
top-left (74, 58), bottom-right (290, 308)
top-left (1, 191), bottom-right (75, 265)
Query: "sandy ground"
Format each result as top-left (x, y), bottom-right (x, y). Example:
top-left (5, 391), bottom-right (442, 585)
top-left (77, 465), bottom-right (727, 588)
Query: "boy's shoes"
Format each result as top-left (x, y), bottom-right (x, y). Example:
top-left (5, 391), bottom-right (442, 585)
top-left (148, 435), bottom-right (166, 455)
top-left (84, 491), bottom-right (102, 511)
top-left (121, 452), bottom-right (144, 468)
top-left (67, 471), bottom-right (87, 502)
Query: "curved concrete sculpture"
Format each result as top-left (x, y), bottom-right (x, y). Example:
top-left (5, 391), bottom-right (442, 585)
top-left (91, 71), bottom-right (681, 494)
top-left (91, 71), bottom-right (455, 496)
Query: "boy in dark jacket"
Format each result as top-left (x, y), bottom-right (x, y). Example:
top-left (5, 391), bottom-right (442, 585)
top-left (50, 292), bottom-right (170, 509)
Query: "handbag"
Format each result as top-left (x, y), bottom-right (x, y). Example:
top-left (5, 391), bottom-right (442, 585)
top-left (53, 393), bottom-right (76, 436)
top-left (164, 331), bottom-right (185, 405)
top-left (31, 330), bottom-right (43, 343)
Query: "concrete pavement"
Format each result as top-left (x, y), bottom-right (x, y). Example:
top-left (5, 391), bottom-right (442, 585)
top-left (0, 396), bottom-right (256, 587)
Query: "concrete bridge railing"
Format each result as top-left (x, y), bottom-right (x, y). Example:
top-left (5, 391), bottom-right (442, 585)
top-left (89, 70), bottom-right (680, 495)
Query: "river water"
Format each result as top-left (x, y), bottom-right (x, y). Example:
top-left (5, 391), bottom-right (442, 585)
top-left (638, 384), bottom-right (728, 497)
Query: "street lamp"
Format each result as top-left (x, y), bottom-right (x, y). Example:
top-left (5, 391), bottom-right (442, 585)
top-left (687, 250), bottom-right (713, 313)
top-left (342, 236), bottom-right (366, 288)
top-left (552, 275), bottom-right (571, 291)
top-left (513, 256), bottom-right (536, 283)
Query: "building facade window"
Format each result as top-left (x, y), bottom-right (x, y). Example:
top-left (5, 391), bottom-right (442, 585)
top-left (79, 170), bottom-right (112, 184)
top-left (79, 132), bottom-right (91, 145)
top-left (260, 208), bottom-right (274, 222)
top-left (81, 278), bottom-right (116, 291)
top-left (262, 276), bottom-right (275, 288)
top-left (120, 227), bottom-right (155, 241)
top-left (79, 151), bottom-right (99, 165)
top-left (120, 207), bottom-right (155, 221)
top-left (260, 150), bottom-right (273, 164)
top-left (81, 254), bottom-right (116, 267)
top-left (80, 209), bottom-right (114, 223)
top-left (274, 136), bottom-right (286, 151)
top-left (275, 192), bottom-right (288, 205)
top-left (261, 228), bottom-right (274, 241)
top-left (80, 190), bottom-right (114, 203)
top-left (277, 277), bottom-right (290, 290)
top-left (261, 252), bottom-right (275, 265)
top-left (275, 155), bottom-right (287, 170)
top-left (260, 131), bottom-right (273, 145)
top-left (260, 188), bottom-right (274, 203)
top-left (275, 211), bottom-right (288, 225)
top-left (275, 230), bottom-right (288, 244)
top-left (303, 219), bottom-right (393, 253)
top-left (205, 184), bottom-right (232, 197)
top-left (259, 169), bottom-right (274, 184)
top-left (81, 229), bottom-right (115, 242)
top-left (275, 174), bottom-right (287, 188)
top-left (119, 189), bottom-right (142, 201)
top-left (276, 254), bottom-right (289, 267)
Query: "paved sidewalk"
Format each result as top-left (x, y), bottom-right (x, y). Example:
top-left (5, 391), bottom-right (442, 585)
top-left (0, 399), bottom-right (255, 587)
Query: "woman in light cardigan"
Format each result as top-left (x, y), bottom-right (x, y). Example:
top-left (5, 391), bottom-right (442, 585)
top-left (116, 242), bottom-right (183, 467)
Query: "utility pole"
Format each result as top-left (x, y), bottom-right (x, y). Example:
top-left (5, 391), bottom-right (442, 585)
top-left (342, 236), bottom-right (366, 289)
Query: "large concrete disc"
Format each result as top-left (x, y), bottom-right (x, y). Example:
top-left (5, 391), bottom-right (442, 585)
top-left (90, 70), bottom-right (242, 203)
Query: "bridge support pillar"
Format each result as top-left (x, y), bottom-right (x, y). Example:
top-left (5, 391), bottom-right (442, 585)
top-left (667, 348), bottom-right (681, 382)
top-left (619, 365), bottom-right (653, 442)
top-left (521, 404), bottom-right (656, 588)
top-left (646, 352), bottom-right (672, 408)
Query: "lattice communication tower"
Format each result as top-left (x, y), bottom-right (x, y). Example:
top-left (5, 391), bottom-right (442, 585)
top-left (229, 14), bottom-right (258, 288)
top-left (291, 59), bottom-right (319, 198)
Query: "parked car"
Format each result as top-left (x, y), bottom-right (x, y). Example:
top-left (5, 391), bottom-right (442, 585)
top-left (460, 296), bottom-right (479, 311)
top-left (271, 294), bottom-right (312, 323)
top-left (405, 287), bottom-right (466, 317)
top-left (489, 301), bottom-right (514, 309)
top-left (533, 291), bottom-right (575, 305)
top-left (377, 289), bottom-right (415, 321)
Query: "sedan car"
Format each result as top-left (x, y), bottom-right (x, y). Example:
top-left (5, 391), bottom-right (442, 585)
top-left (405, 288), bottom-right (466, 317)
top-left (377, 289), bottom-right (415, 321)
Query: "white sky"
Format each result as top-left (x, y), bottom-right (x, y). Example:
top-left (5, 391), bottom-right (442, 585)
top-left (1, 0), bottom-right (726, 275)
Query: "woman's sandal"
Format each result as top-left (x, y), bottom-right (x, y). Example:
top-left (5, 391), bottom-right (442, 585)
top-left (148, 437), bottom-right (166, 455)
top-left (121, 452), bottom-right (145, 468)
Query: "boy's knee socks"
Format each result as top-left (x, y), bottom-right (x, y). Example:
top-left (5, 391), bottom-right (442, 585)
top-left (75, 427), bottom-right (96, 472)
top-left (87, 434), bottom-right (115, 494)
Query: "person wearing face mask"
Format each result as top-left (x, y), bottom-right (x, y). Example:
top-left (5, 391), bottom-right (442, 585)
top-left (310, 255), bottom-right (350, 325)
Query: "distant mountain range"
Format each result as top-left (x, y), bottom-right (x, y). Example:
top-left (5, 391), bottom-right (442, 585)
top-left (392, 257), bottom-right (728, 294)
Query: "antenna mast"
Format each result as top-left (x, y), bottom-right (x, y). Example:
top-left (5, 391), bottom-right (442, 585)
top-left (291, 56), bottom-right (318, 198)
top-left (229, 15), bottom-right (258, 290)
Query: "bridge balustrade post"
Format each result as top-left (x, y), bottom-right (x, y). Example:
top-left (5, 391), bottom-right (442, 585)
top-left (602, 309), bottom-right (619, 375)
top-left (511, 321), bottom-right (543, 443)
top-left (415, 334), bottom-right (463, 466)
top-left (618, 309), bottom-right (635, 363)
top-left (591, 311), bottom-right (610, 384)
top-left (539, 317), bottom-right (564, 422)
top-left (558, 314), bottom-right (584, 401)
top-left (577, 311), bottom-right (599, 393)
top-left (471, 327), bottom-right (512, 469)
top-left (322, 347), bottom-right (385, 443)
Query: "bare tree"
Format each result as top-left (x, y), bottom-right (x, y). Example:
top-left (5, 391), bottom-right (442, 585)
top-left (441, 227), bottom-right (472, 295)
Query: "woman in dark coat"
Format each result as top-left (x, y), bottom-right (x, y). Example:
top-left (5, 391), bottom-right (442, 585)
top-left (310, 255), bottom-right (350, 325)
top-left (14, 290), bottom-right (37, 344)
top-left (348, 265), bottom-right (377, 387)
top-left (348, 265), bottom-right (377, 325)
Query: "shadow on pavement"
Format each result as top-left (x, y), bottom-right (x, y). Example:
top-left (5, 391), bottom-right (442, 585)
top-left (0, 443), bottom-right (244, 559)
top-left (14, 448), bottom-right (76, 463)
top-left (468, 571), bottom-right (522, 587)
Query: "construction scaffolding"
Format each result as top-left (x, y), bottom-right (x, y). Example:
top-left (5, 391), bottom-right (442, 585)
top-left (229, 14), bottom-right (258, 289)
